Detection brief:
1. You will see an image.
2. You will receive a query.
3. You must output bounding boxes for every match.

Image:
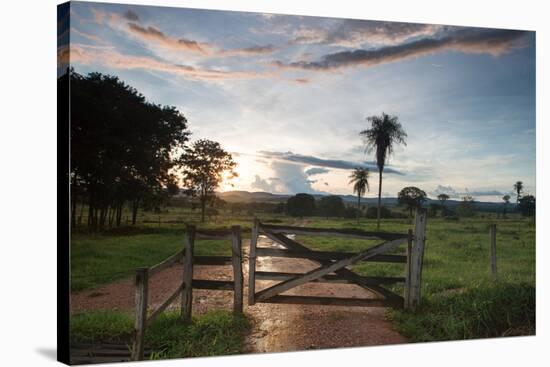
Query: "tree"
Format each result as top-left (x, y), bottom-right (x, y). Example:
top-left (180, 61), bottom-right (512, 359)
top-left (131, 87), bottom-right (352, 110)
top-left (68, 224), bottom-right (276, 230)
top-left (317, 195), bottom-right (345, 218)
top-left (397, 186), bottom-right (427, 218)
top-left (360, 113), bottom-right (407, 229)
top-left (437, 193), bottom-right (450, 217)
top-left (348, 168), bottom-right (370, 214)
top-left (457, 195), bottom-right (476, 217)
top-left (514, 181), bottom-right (524, 204)
top-left (180, 139), bottom-right (237, 222)
top-left (518, 194), bottom-right (535, 218)
top-left (286, 193), bottom-right (316, 217)
top-left (65, 69), bottom-right (190, 229)
top-left (502, 194), bottom-right (511, 218)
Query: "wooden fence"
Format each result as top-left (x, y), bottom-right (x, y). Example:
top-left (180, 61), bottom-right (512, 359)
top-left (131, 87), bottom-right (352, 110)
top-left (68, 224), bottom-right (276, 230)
top-left (248, 209), bottom-right (427, 311)
top-left (130, 225), bottom-right (243, 361)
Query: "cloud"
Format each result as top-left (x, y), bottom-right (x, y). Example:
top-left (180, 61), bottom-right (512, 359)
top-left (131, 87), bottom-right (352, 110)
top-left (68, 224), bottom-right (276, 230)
top-left (275, 28), bottom-right (528, 71)
top-left (123, 10), bottom-right (140, 21)
top-left (258, 151), bottom-right (403, 175)
top-left (305, 167), bottom-right (330, 176)
top-left (293, 20), bottom-right (442, 47)
top-left (127, 22), bottom-right (209, 54)
top-left (431, 184), bottom-right (507, 198)
top-left (251, 175), bottom-right (278, 192)
top-left (218, 45), bottom-right (276, 57)
top-left (66, 44), bottom-right (262, 81)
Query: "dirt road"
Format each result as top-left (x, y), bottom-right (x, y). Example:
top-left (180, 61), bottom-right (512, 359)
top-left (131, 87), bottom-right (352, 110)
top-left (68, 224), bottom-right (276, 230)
top-left (72, 235), bottom-right (406, 352)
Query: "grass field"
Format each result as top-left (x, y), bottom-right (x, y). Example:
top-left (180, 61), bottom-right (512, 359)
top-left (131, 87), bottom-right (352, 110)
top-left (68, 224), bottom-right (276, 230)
top-left (70, 207), bottom-right (535, 345)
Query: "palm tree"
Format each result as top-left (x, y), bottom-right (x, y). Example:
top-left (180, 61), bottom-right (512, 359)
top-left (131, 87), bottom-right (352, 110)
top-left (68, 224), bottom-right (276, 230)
top-left (502, 194), bottom-right (511, 217)
top-left (349, 168), bottom-right (370, 213)
top-left (360, 113), bottom-right (407, 229)
top-left (514, 181), bottom-right (524, 204)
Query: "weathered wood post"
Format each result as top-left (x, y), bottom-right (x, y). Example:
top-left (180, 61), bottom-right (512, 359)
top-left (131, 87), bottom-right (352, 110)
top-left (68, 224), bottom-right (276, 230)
top-left (404, 228), bottom-right (413, 309)
top-left (181, 225), bottom-right (195, 322)
top-left (490, 224), bottom-right (497, 281)
top-left (248, 218), bottom-right (260, 305)
top-left (408, 208), bottom-right (427, 311)
top-left (231, 225), bottom-right (244, 314)
top-left (131, 267), bottom-right (149, 361)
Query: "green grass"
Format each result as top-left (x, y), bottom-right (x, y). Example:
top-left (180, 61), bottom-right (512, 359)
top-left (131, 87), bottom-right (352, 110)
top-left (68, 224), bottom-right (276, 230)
top-left (297, 215), bottom-right (536, 340)
top-left (70, 310), bottom-right (250, 359)
top-left (389, 282), bottom-right (535, 341)
top-left (71, 208), bottom-right (535, 342)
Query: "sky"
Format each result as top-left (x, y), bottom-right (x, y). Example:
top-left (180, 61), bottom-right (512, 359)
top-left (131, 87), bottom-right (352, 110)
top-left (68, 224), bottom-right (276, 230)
top-left (58, 1), bottom-right (536, 202)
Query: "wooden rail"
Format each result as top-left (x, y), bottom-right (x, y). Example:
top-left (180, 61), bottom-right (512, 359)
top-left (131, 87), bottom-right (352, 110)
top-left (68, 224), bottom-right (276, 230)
top-left (131, 225), bottom-right (243, 361)
top-left (249, 209), bottom-right (428, 311)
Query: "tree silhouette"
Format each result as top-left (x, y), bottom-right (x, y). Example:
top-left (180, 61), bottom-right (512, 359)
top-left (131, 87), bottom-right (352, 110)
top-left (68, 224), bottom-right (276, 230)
top-left (397, 186), bottom-right (427, 218)
top-left (286, 193), bottom-right (316, 217)
top-left (437, 193), bottom-right (450, 216)
top-left (348, 168), bottom-right (370, 213)
top-left (514, 181), bottom-right (524, 204)
top-left (502, 194), bottom-right (511, 217)
top-left (518, 194), bottom-right (535, 218)
top-left (180, 139), bottom-right (237, 223)
top-left (360, 113), bottom-right (407, 228)
top-left (318, 195), bottom-right (345, 218)
top-left (65, 69), bottom-right (190, 229)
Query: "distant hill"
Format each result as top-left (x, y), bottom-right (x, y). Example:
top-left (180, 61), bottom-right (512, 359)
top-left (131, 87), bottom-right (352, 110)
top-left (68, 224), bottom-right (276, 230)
top-left (216, 190), bottom-right (511, 212)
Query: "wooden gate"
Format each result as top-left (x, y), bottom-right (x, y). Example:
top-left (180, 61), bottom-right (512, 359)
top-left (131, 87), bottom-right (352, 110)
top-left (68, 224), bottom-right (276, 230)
top-left (248, 209), bottom-right (427, 311)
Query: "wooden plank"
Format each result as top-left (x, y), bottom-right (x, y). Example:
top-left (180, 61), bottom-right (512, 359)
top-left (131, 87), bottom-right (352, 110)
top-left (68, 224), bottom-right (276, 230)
top-left (131, 268), bottom-right (148, 361)
top-left (149, 249), bottom-right (184, 276)
top-left (193, 255), bottom-right (233, 266)
top-left (255, 237), bottom-right (407, 302)
top-left (490, 224), bottom-right (497, 281)
top-left (181, 225), bottom-right (195, 322)
top-left (192, 279), bottom-right (235, 290)
top-left (255, 247), bottom-right (406, 263)
top-left (195, 229), bottom-right (232, 240)
top-left (248, 218), bottom-right (259, 305)
top-left (255, 271), bottom-right (405, 285)
top-left (232, 225), bottom-right (244, 314)
top-left (261, 295), bottom-right (403, 308)
top-left (147, 282), bottom-right (184, 326)
top-left (263, 230), bottom-right (401, 300)
top-left (409, 209), bottom-right (427, 310)
top-left (404, 229), bottom-right (413, 309)
top-left (260, 223), bottom-right (405, 241)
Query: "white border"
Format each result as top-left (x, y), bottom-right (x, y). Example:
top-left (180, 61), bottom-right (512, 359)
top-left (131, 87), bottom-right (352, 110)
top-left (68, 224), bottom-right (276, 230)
top-left (0, 0), bottom-right (546, 366)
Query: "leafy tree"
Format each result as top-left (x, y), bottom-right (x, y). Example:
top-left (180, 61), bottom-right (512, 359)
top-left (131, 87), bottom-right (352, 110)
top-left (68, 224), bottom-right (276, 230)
top-left (397, 186), bottom-right (427, 218)
top-left (360, 113), bottom-right (407, 229)
top-left (514, 181), bottom-right (524, 204)
top-left (180, 139), bottom-right (237, 222)
top-left (366, 206), bottom-right (394, 219)
top-left (428, 203), bottom-right (440, 217)
top-left (65, 69), bottom-right (190, 229)
top-left (457, 195), bottom-right (476, 218)
top-left (273, 202), bottom-right (285, 214)
top-left (343, 207), bottom-right (361, 219)
top-left (317, 195), bottom-right (345, 218)
top-left (286, 193), bottom-right (316, 217)
top-left (348, 168), bottom-right (370, 213)
top-left (502, 194), bottom-right (511, 217)
top-left (518, 194), bottom-right (535, 218)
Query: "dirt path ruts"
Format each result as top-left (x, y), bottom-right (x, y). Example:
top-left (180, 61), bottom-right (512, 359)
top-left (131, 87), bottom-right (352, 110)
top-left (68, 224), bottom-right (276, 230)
top-left (71, 226), bottom-right (406, 352)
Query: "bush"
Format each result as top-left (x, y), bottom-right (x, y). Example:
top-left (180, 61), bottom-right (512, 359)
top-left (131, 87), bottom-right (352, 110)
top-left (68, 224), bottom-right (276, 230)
top-left (343, 207), bottom-right (361, 219)
top-left (286, 193), bottom-right (316, 217)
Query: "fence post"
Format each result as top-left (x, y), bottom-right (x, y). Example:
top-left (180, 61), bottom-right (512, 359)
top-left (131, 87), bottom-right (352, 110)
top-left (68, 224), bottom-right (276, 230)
top-left (181, 225), bottom-right (195, 322)
top-left (409, 208), bottom-right (427, 311)
top-left (404, 229), bottom-right (413, 309)
top-left (490, 224), bottom-right (497, 281)
top-left (231, 225), bottom-right (243, 314)
top-left (248, 218), bottom-right (260, 305)
top-left (131, 267), bottom-right (149, 361)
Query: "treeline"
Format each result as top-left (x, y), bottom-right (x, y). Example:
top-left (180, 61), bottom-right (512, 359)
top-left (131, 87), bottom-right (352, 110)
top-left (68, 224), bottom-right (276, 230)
top-left (62, 69), bottom-right (189, 229)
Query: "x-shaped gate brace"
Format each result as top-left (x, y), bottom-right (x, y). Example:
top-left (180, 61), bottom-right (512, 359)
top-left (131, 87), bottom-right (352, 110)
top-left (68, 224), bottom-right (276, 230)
top-left (248, 220), bottom-right (427, 309)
